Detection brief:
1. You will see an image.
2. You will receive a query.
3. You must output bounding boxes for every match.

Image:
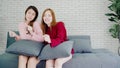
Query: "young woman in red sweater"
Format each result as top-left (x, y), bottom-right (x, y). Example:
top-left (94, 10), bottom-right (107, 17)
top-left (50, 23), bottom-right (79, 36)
top-left (41, 8), bottom-right (74, 68)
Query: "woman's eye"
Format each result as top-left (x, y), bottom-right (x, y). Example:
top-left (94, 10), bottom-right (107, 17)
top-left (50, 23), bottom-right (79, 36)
top-left (32, 13), bottom-right (35, 16)
top-left (28, 12), bottom-right (31, 14)
top-left (43, 14), bottom-right (46, 17)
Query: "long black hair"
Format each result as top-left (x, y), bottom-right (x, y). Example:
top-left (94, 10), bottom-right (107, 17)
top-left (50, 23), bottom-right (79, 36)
top-left (25, 5), bottom-right (38, 27)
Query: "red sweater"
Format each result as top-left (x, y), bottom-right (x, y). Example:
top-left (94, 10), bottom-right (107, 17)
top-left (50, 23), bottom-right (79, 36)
top-left (46, 22), bottom-right (74, 54)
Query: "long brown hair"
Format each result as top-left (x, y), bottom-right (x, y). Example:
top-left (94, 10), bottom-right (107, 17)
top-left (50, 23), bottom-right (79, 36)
top-left (41, 8), bottom-right (56, 34)
top-left (25, 6), bottom-right (38, 27)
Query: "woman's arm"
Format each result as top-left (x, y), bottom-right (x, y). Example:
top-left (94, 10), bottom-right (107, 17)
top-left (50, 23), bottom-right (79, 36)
top-left (50, 22), bottom-right (67, 47)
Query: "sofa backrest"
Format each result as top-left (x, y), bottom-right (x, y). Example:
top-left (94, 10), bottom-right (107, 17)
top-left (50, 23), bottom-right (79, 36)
top-left (68, 35), bottom-right (92, 53)
top-left (6, 31), bottom-right (19, 48)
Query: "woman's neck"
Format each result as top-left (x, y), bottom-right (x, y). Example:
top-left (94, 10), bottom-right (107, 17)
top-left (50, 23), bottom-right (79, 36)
top-left (25, 21), bottom-right (30, 25)
top-left (47, 24), bottom-right (50, 27)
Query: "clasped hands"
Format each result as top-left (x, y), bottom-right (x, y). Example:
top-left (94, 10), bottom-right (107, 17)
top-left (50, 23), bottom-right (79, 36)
top-left (43, 34), bottom-right (51, 43)
top-left (27, 25), bottom-right (33, 35)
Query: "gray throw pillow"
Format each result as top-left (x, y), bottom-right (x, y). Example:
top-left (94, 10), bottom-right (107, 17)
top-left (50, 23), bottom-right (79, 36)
top-left (38, 41), bottom-right (73, 60)
top-left (68, 35), bottom-right (92, 53)
top-left (6, 40), bottom-right (44, 56)
top-left (72, 39), bottom-right (92, 53)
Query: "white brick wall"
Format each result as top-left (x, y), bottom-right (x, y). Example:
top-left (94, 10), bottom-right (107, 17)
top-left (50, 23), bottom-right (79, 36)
top-left (0, 0), bottom-right (119, 54)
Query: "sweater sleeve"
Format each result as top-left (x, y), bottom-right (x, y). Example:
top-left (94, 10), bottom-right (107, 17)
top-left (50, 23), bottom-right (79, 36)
top-left (31, 22), bottom-right (44, 42)
top-left (19, 23), bottom-right (32, 40)
top-left (50, 22), bottom-right (67, 47)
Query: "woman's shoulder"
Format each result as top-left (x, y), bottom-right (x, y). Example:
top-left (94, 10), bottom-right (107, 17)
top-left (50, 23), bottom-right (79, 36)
top-left (34, 21), bottom-right (39, 24)
top-left (56, 21), bottom-right (65, 26)
top-left (33, 21), bottom-right (40, 25)
top-left (18, 22), bottom-right (26, 27)
top-left (33, 21), bottom-right (40, 26)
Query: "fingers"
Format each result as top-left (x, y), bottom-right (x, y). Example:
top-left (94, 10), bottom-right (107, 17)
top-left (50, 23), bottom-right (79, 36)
top-left (43, 34), bottom-right (51, 43)
top-left (9, 31), bottom-right (13, 37)
top-left (27, 26), bottom-right (33, 31)
top-left (43, 34), bottom-right (49, 38)
top-left (9, 31), bottom-right (17, 37)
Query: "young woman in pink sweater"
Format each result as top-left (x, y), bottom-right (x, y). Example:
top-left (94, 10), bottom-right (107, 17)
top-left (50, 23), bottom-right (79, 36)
top-left (41, 8), bottom-right (74, 68)
top-left (9, 6), bottom-right (44, 68)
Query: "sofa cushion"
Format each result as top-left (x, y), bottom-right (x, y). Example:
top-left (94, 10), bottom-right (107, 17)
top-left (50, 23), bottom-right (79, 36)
top-left (0, 53), bottom-right (18, 68)
top-left (68, 35), bottom-right (92, 53)
top-left (6, 40), bottom-right (44, 56)
top-left (38, 41), bottom-right (73, 60)
top-left (63, 51), bottom-right (120, 68)
top-left (37, 49), bottom-right (120, 68)
top-left (6, 31), bottom-right (19, 48)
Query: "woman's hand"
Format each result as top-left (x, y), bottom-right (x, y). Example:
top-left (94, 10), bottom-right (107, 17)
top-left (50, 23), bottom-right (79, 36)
top-left (27, 25), bottom-right (33, 34)
top-left (43, 34), bottom-right (51, 43)
top-left (27, 25), bottom-right (33, 31)
top-left (15, 36), bottom-right (21, 41)
top-left (9, 31), bottom-right (17, 37)
top-left (9, 31), bottom-right (20, 41)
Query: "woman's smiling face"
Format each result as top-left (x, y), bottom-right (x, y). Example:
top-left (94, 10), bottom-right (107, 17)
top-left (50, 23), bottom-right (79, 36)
top-left (43, 10), bottom-right (52, 26)
top-left (25, 9), bottom-right (36, 22)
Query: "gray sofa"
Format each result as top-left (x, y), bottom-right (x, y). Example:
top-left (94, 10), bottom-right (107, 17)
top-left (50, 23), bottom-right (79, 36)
top-left (0, 32), bottom-right (120, 68)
